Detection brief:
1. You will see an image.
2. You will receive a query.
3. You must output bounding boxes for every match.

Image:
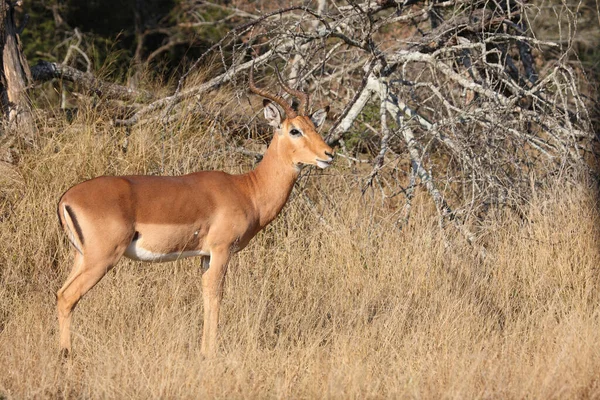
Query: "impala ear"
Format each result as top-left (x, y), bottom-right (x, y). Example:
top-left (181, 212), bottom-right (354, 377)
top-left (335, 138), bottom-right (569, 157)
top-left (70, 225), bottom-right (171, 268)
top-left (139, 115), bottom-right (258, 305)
top-left (310, 106), bottom-right (329, 128)
top-left (263, 99), bottom-right (282, 128)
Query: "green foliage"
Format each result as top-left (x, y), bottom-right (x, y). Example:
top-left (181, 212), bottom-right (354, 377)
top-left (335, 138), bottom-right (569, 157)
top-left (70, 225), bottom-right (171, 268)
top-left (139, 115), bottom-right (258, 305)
top-left (20, 0), bottom-right (238, 80)
top-left (20, 1), bottom-right (63, 63)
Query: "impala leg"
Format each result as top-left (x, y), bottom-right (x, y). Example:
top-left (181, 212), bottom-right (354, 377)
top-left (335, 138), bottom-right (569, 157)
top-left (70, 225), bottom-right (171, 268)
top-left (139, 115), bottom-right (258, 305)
top-left (56, 252), bottom-right (84, 356)
top-left (201, 249), bottom-right (230, 357)
top-left (57, 249), bottom-right (122, 356)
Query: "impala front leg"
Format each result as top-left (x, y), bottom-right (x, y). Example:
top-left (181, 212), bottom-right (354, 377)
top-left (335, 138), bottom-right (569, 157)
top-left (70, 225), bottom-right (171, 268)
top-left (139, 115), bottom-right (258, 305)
top-left (201, 248), bottom-right (230, 357)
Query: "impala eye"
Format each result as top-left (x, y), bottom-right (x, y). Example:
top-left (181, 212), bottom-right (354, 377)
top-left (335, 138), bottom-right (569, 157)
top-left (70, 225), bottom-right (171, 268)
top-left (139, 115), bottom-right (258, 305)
top-left (290, 128), bottom-right (302, 137)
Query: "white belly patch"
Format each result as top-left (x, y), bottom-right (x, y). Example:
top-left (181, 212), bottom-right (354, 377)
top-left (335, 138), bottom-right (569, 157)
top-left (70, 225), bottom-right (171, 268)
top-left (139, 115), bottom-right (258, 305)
top-left (124, 241), bottom-right (209, 263)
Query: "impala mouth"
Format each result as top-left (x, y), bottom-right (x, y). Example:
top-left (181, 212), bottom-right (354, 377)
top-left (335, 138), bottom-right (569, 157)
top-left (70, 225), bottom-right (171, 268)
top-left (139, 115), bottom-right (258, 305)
top-left (316, 158), bottom-right (333, 169)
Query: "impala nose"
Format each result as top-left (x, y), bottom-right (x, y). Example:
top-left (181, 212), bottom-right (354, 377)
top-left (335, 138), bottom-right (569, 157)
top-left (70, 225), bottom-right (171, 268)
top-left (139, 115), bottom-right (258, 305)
top-left (316, 150), bottom-right (334, 169)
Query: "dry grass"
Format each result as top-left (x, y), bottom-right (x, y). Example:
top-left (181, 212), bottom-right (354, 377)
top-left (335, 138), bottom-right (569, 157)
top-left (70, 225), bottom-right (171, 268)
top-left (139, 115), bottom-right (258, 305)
top-left (2, 95), bottom-right (600, 399)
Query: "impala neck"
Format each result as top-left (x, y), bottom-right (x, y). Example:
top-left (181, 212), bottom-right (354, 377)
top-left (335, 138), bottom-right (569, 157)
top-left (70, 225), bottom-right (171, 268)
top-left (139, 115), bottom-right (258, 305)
top-left (246, 132), bottom-right (300, 228)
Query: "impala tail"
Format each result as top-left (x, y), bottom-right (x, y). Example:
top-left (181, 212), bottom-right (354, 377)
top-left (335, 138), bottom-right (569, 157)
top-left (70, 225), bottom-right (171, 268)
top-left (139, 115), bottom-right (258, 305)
top-left (58, 201), bottom-right (85, 255)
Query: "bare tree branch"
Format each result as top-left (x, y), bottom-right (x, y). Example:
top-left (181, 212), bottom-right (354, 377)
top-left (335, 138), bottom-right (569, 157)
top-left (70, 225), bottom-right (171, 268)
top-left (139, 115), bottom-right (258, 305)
top-left (31, 61), bottom-right (155, 103)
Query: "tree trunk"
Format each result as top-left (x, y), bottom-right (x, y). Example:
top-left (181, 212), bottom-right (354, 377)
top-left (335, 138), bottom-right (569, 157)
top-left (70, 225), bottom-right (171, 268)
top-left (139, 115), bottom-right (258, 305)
top-left (0, 0), bottom-right (36, 154)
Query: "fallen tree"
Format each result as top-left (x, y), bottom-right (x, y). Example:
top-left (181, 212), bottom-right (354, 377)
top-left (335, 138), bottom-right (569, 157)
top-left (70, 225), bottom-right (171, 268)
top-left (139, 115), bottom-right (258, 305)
top-left (31, 61), bottom-right (154, 103)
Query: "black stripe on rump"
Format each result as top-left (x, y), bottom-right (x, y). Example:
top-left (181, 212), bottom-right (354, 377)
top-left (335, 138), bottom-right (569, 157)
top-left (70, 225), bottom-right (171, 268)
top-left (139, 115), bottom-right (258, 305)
top-left (65, 205), bottom-right (85, 245)
top-left (56, 203), bottom-right (63, 229)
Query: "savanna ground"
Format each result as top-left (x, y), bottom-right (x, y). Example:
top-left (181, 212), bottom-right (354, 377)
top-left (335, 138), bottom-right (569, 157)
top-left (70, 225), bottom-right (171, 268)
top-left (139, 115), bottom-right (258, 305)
top-left (2, 93), bottom-right (600, 398)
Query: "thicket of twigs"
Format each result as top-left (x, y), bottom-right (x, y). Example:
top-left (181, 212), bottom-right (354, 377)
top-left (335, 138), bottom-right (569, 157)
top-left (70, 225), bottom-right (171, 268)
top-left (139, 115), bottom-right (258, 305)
top-left (23, 0), bottom-right (597, 250)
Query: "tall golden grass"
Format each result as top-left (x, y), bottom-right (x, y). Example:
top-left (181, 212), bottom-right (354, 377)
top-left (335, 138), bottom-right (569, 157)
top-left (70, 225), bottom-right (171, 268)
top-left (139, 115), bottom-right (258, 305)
top-left (1, 93), bottom-right (600, 398)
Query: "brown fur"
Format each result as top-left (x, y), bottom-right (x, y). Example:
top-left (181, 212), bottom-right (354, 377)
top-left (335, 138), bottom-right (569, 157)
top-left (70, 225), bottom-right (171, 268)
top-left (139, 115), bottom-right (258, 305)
top-left (56, 110), bottom-right (333, 357)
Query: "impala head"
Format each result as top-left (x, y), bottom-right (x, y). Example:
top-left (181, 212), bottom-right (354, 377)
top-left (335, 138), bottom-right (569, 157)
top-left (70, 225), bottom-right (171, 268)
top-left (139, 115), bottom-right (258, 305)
top-left (249, 65), bottom-right (334, 169)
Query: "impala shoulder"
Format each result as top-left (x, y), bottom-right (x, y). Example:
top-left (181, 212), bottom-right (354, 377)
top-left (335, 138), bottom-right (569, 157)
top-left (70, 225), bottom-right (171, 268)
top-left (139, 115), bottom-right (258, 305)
top-left (189, 170), bottom-right (245, 192)
top-left (187, 170), bottom-right (232, 181)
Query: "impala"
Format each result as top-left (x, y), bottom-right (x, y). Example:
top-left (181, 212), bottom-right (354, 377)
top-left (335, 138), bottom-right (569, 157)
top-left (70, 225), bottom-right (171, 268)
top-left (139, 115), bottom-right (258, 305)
top-left (56, 65), bottom-right (334, 357)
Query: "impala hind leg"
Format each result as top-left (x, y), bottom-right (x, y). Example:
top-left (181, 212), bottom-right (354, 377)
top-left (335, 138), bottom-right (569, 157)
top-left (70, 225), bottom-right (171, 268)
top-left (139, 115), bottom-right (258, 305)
top-left (57, 249), bottom-right (123, 356)
top-left (201, 249), bottom-right (230, 357)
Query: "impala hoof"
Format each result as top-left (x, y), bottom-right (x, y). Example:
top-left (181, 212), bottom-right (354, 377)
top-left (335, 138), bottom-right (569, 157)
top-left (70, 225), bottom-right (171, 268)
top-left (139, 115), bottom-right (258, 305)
top-left (59, 348), bottom-right (70, 361)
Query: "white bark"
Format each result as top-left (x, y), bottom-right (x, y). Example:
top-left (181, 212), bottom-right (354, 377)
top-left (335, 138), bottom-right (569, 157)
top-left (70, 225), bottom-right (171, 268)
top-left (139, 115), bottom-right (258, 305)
top-left (327, 70), bottom-right (378, 144)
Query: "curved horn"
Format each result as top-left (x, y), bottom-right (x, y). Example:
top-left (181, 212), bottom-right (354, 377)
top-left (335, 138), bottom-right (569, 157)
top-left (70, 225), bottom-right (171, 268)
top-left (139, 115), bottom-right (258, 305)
top-left (275, 66), bottom-right (310, 116)
top-left (249, 63), bottom-right (297, 119)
